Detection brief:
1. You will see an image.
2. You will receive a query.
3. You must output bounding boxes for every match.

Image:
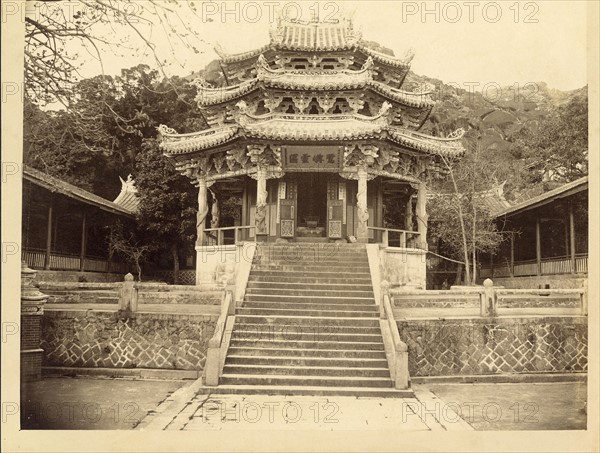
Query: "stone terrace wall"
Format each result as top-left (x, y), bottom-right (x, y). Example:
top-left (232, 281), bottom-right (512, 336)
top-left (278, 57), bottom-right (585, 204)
top-left (41, 310), bottom-right (217, 371)
top-left (397, 317), bottom-right (587, 377)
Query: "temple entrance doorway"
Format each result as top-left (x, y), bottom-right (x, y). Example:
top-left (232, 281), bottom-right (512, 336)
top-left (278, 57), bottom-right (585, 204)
top-left (296, 173), bottom-right (328, 238)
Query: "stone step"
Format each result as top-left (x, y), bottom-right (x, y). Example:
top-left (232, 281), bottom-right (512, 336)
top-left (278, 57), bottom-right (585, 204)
top-left (233, 323), bottom-right (382, 336)
top-left (228, 339), bottom-right (384, 351)
top-left (234, 315), bottom-right (380, 327)
top-left (241, 301), bottom-right (377, 313)
top-left (219, 374), bottom-right (393, 388)
top-left (236, 307), bottom-right (379, 318)
top-left (222, 364), bottom-right (391, 378)
top-left (198, 384), bottom-right (412, 398)
top-left (256, 243), bottom-right (366, 249)
top-left (252, 264), bottom-right (371, 272)
top-left (246, 281), bottom-right (374, 291)
top-left (247, 275), bottom-right (373, 285)
top-left (244, 294), bottom-right (375, 304)
top-left (255, 255), bottom-right (369, 263)
top-left (226, 346), bottom-right (387, 359)
top-left (245, 288), bottom-right (374, 298)
top-left (252, 256), bottom-right (369, 266)
top-left (225, 355), bottom-right (389, 368)
top-left (250, 267), bottom-right (370, 275)
top-left (244, 293), bottom-right (375, 304)
top-left (232, 330), bottom-right (383, 343)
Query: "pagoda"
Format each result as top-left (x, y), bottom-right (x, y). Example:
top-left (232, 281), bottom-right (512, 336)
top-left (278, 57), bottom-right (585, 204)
top-left (159, 16), bottom-right (464, 283)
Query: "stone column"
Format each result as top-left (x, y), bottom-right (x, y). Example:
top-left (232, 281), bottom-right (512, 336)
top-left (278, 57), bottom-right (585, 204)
top-left (21, 262), bottom-right (48, 382)
top-left (404, 193), bottom-right (413, 231)
top-left (255, 167), bottom-right (268, 242)
top-left (356, 166), bottom-right (369, 243)
top-left (196, 178), bottom-right (209, 246)
top-left (416, 182), bottom-right (428, 250)
top-left (210, 189), bottom-right (220, 229)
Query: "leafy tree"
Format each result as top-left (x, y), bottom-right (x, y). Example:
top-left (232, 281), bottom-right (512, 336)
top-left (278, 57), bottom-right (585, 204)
top-left (510, 90), bottom-right (588, 182)
top-left (24, 65), bottom-right (205, 198)
top-left (24, 0), bottom-right (208, 107)
top-left (429, 132), bottom-right (507, 285)
top-left (107, 222), bottom-right (151, 281)
top-left (134, 139), bottom-right (196, 284)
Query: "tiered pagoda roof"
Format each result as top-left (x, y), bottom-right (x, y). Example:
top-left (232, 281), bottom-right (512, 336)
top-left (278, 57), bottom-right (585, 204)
top-left (160, 17), bottom-right (464, 166)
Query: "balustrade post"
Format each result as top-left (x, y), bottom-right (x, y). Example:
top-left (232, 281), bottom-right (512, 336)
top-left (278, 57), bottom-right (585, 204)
top-left (395, 342), bottom-right (409, 390)
top-left (481, 278), bottom-right (496, 317)
top-left (581, 290), bottom-right (588, 316)
top-left (118, 273), bottom-right (138, 313)
top-left (382, 229), bottom-right (389, 247)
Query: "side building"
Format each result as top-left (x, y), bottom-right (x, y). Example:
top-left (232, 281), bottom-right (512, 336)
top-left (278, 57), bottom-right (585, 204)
top-left (479, 177), bottom-right (588, 288)
top-left (21, 166), bottom-right (136, 281)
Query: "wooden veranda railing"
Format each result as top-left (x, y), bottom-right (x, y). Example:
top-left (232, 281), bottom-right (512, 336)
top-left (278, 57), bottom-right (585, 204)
top-left (480, 253), bottom-right (588, 278)
top-left (22, 248), bottom-right (129, 273)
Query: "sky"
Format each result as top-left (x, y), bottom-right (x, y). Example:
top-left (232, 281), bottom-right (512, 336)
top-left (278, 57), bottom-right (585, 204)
top-left (28, 0), bottom-right (589, 92)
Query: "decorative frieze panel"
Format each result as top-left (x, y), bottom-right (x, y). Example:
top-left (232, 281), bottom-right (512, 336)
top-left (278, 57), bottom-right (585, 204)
top-left (280, 220), bottom-right (295, 237)
top-left (328, 220), bottom-right (342, 238)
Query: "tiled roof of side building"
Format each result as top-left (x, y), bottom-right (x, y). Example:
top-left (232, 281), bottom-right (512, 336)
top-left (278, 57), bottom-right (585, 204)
top-left (494, 177), bottom-right (588, 218)
top-left (112, 175), bottom-right (140, 214)
top-left (23, 166), bottom-right (135, 217)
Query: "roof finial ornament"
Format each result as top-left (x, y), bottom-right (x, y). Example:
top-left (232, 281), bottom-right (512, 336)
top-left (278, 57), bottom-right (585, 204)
top-left (361, 56), bottom-right (374, 72)
top-left (379, 101), bottom-right (393, 117)
top-left (447, 128), bottom-right (465, 139)
top-left (235, 100), bottom-right (249, 113)
top-left (157, 124), bottom-right (177, 135)
top-left (256, 54), bottom-right (270, 73)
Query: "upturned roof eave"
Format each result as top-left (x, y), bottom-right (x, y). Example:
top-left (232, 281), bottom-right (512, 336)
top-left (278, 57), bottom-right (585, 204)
top-left (160, 122), bottom-right (464, 158)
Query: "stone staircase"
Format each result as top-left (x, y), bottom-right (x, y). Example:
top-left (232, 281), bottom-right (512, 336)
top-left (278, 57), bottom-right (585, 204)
top-left (209, 242), bottom-right (412, 397)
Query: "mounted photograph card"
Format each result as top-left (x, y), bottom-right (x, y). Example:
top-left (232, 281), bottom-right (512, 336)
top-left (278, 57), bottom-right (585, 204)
top-left (1, 1), bottom-right (598, 453)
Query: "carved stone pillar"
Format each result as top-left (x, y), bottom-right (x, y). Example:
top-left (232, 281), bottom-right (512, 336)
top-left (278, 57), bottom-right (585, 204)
top-left (404, 192), bottom-right (414, 231)
top-left (356, 166), bottom-right (369, 243)
top-left (210, 189), bottom-right (220, 229)
top-left (416, 182), bottom-right (428, 250)
top-left (255, 167), bottom-right (268, 241)
top-left (21, 262), bottom-right (48, 382)
top-left (196, 178), bottom-right (209, 246)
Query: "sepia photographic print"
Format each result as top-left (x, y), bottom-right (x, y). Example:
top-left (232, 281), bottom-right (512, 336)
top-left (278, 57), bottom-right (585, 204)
top-left (1, 1), bottom-right (598, 451)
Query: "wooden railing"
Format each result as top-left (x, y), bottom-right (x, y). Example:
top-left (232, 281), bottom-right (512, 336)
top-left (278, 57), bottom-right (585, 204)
top-left (204, 290), bottom-right (234, 386)
top-left (204, 226), bottom-right (256, 246)
top-left (367, 227), bottom-right (422, 249)
top-left (22, 248), bottom-right (129, 274)
top-left (380, 286), bottom-right (409, 390)
top-left (481, 254), bottom-right (588, 278)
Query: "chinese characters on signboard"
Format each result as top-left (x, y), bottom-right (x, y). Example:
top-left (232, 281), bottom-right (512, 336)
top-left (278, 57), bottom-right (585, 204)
top-left (282, 146), bottom-right (342, 171)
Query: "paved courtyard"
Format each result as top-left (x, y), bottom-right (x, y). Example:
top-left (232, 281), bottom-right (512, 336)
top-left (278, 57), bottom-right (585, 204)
top-left (19, 374), bottom-right (587, 431)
